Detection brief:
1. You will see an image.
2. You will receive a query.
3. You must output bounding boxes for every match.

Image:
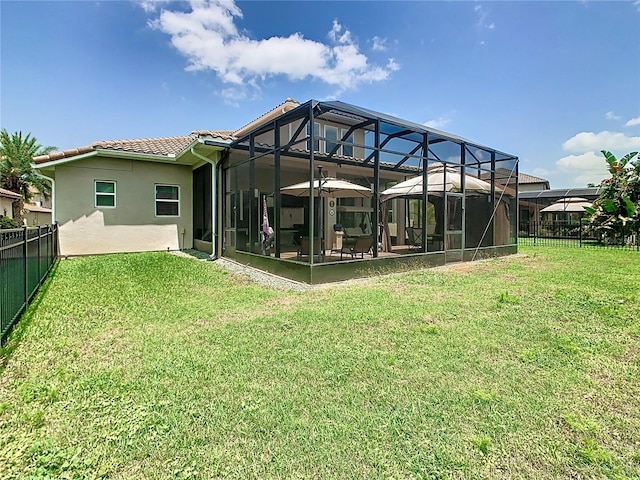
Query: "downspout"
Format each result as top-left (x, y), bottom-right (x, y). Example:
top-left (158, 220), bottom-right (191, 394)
top-left (38, 173), bottom-right (56, 224)
top-left (191, 147), bottom-right (220, 258)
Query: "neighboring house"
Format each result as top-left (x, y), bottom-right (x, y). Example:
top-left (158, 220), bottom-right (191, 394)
top-left (35, 98), bottom-right (518, 283)
top-left (27, 186), bottom-right (52, 210)
top-left (481, 169), bottom-right (549, 192)
top-left (510, 171), bottom-right (550, 223)
top-left (516, 172), bottom-right (550, 192)
top-left (23, 203), bottom-right (52, 226)
top-left (0, 188), bottom-right (21, 219)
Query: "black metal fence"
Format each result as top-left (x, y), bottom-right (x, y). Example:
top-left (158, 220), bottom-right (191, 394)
top-left (519, 221), bottom-right (639, 250)
top-left (1, 224), bottom-right (59, 345)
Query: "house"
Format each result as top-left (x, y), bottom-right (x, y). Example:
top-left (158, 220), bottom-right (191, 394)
top-left (0, 186), bottom-right (54, 226)
top-left (517, 172), bottom-right (550, 192)
top-left (481, 169), bottom-right (549, 192)
top-left (498, 171), bottom-right (551, 224)
top-left (35, 98), bottom-right (519, 283)
top-left (0, 188), bottom-right (21, 220)
top-left (23, 203), bottom-right (52, 226)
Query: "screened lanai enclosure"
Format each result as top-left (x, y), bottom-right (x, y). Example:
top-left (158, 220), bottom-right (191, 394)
top-left (220, 100), bottom-right (518, 283)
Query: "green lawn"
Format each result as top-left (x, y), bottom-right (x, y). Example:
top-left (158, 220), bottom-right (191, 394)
top-left (1, 247), bottom-right (639, 479)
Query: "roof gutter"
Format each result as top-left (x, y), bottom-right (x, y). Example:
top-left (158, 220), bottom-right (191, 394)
top-left (34, 148), bottom-right (185, 170)
top-left (190, 146), bottom-right (222, 259)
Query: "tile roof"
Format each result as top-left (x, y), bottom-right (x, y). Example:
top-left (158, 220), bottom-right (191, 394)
top-left (233, 98), bottom-right (301, 137)
top-left (481, 169), bottom-right (548, 186)
top-left (33, 130), bottom-right (235, 165)
top-left (0, 187), bottom-right (22, 199)
top-left (91, 134), bottom-right (201, 157)
top-left (518, 171), bottom-right (550, 185)
top-left (34, 99), bottom-right (300, 165)
top-left (23, 203), bottom-right (52, 213)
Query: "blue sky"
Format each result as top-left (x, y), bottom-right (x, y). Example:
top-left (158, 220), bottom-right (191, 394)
top-left (2, 0), bottom-right (639, 188)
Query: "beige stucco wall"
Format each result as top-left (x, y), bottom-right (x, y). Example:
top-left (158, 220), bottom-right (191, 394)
top-left (24, 210), bottom-right (52, 226)
top-left (54, 156), bottom-right (193, 256)
top-left (1, 197), bottom-right (16, 218)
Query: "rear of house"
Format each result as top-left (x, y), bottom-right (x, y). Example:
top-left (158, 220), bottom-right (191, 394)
top-left (35, 98), bottom-right (520, 283)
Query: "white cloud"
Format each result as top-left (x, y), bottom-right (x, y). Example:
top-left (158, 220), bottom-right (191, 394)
top-left (562, 131), bottom-right (640, 153)
top-left (625, 116), bottom-right (640, 127)
top-left (423, 115), bottom-right (452, 129)
top-left (474, 4), bottom-right (495, 30)
top-left (605, 111), bottom-right (621, 121)
top-left (138, 0), bottom-right (171, 13)
top-left (328, 20), bottom-right (353, 45)
top-left (555, 151), bottom-right (610, 187)
top-left (149, 1), bottom-right (398, 93)
top-left (220, 88), bottom-right (244, 106)
top-left (372, 36), bottom-right (387, 51)
top-left (386, 58), bottom-right (400, 71)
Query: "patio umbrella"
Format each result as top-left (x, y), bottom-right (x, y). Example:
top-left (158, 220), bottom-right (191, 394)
top-left (281, 172), bottom-right (372, 258)
top-left (281, 177), bottom-right (372, 198)
top-left (540, 197), bottom-right (592, 213)
top-left (379, 166), bottom-right (497, 202)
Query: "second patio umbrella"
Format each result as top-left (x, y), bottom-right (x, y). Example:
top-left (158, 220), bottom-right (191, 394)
top-left (379, 166), bottom-right (497, 202)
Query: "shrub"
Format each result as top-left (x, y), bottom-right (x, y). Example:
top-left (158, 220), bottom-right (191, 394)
top-left (0, 216), bottom-right (20, 229)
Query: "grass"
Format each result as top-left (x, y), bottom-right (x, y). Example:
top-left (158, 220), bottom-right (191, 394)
top-left (0, 247), bottom-right (639, 479)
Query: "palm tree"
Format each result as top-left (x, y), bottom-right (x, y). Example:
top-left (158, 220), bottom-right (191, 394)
top-left (0, 129), bottom-right (56, 225)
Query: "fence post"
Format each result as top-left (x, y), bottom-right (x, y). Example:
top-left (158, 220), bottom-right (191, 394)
top-left (54, 222), bottom-right (59, 260)
top-left (48, 225), bottom-right (52, 265)
top-left (37, 225), bottom-right (41, 284)
top-left (22, 226), bottom-right (28, 309)
top-left (533, 221), bottom-right (537, 246)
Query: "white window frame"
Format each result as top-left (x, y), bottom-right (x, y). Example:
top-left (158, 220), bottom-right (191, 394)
top-left (95, 180), bottom-right (116, 209)
top-left (155, 184), bottom-right (180, 217)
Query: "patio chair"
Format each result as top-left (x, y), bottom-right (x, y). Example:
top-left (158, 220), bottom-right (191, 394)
top-left (406, 227), bottom-right (422, 249)
top-left (340, 235), bottom-right (373, 260)
top-left (297, 236), bottom-right (323, 260)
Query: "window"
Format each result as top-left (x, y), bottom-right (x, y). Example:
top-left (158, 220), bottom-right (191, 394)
top-left (95, 181), bottom-right (116, 208)
top-left (325, 125), bottom-right (338, 154)
top-left (155, 185), bottom-right (180, 216)
top-left (341, 129), bottom-right (354, 157)
top-left (306, 122), bottom-right (320, 152)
